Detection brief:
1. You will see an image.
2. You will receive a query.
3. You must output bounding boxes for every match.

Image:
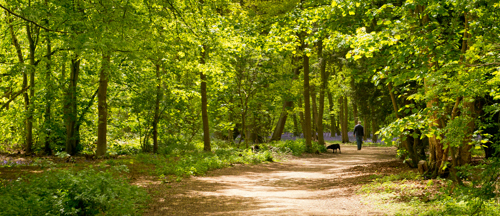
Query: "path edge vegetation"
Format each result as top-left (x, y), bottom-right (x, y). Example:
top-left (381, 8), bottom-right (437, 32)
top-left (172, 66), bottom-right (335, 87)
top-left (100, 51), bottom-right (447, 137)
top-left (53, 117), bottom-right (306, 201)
top-left (0, 0), bottom-right (499, 215)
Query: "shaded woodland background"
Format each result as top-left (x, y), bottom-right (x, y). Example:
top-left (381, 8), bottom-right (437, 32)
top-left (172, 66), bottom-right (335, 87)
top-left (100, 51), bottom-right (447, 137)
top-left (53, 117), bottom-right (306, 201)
top-left (0, 0), bottom-right (499, 185)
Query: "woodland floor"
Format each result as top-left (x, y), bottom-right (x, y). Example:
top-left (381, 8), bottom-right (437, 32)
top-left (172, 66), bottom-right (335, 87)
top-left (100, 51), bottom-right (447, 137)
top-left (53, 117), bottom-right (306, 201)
top-left (140, 145), bottom-right (410, 216)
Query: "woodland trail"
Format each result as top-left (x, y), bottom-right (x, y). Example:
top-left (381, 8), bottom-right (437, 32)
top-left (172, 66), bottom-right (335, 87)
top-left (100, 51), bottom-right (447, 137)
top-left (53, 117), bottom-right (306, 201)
top-left (142, 145), bottom-right (400, 216)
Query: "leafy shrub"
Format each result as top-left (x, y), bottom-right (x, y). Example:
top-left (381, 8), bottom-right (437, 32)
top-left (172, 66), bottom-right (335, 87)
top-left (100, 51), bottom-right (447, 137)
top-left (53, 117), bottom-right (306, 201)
top-left (107, 140), bottom-right (141, 155)
top-left (134, 139), bottom-right (328, 180)
top-left (313, 141), bottom-right (327, 153)
top-left (135, 147), bottom-right (276, 178)
top-left (272, 139), bottom-right (326, 155)
top-left (274, 139), bottom-right (306, 156)
top-left (0, 166), bottom-right (148, 216)
top-left (156, 140), bottom-right (198, 155)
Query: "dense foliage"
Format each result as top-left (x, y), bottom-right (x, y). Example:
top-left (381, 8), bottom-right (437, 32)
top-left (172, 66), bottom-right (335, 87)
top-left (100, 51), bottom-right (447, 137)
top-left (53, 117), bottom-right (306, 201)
top-left (0, 166), bottom-right (148, 216)
top-left (0, 0), bottom-right (500, 214)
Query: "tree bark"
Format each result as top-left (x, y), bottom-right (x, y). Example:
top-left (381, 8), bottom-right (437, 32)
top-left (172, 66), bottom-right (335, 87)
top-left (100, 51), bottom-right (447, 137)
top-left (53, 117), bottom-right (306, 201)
top-left (298, 97), bottom-right (305, 136)
top-left (317, 40), bottom-right (327, 145)
top-left (350, 78), bottom-right (358, 124)
top-left (458, 13), bottom-right (474, 167)
top-left (65, 58), bottom-right (80, 155)
top-left (339, 96), bottom-right (349, 143)
top-left (343, 96), bottom-right (349, 143)
top-left (371, 106), bottom-right (378, 143)
top-left (337, 110), bottom-right (341, 136)
top-left (311, 86), bottom-right (318, 141)
top-left (44, 26), bottom-right (52, 155)
top-left (327, 92), bottom-right (336, 136)
top-left (270, 101), bottom-right (292, 141)
top-left (200, 45), bottom-right (211, 152)
top-left (339, 97), bottom-right (345, 141)
top-left (26, 23), bottom-right (38, 155)
top-left (363, 116), bottom-right (368, 141)
top-left (425, 78), bottom-right (444, 176)
top-left (388, 83), bottom-right (400, 119)
top-left (153, 64), bottom-right (162, 153)
top-left (302, 48), bottom-right (312, 152)
top-left (96, 53), bottom-right (110, 156)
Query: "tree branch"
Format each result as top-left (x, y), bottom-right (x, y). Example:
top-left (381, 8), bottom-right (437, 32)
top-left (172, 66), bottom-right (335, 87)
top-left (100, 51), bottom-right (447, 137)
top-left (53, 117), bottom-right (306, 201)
top-left (34, 48), bottom-right (73, 66)
top-left (0, 85), bottom-right (30, 111)
top-left (77, 88), bottom-right (99, 125)
top-left (164, 0), bottom-right (199, 38)
top-left (0, 3), bottom-right (68, 34)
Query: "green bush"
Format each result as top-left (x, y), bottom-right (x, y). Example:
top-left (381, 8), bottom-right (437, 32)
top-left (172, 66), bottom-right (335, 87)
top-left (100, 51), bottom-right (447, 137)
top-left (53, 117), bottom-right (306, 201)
top-left (313, 141), bottom-right (327, 153)
top-left (135, 147), bottom-right (276, 178)
top-left (134, 139), bottom-right (328, 180)
top-left (273, 139), bottom-right (326, 156)
top-left (107, 140), bottom-right (141, 155)
top-left (0, 166), bottom-right (148, 216)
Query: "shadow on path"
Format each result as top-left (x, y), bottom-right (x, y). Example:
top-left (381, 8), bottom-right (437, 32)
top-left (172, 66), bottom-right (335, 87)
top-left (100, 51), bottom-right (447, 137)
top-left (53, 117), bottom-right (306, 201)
top-left (143, 145), bottom-right (401, 216)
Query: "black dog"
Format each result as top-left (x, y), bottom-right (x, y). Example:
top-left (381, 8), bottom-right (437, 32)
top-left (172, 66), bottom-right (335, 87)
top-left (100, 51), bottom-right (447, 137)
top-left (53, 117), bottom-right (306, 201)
top-left (326, 144), bottom-right (341, 153)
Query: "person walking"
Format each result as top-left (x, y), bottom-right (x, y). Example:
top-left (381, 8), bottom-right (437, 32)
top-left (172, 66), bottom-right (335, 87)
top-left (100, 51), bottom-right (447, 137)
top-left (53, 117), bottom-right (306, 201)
top-left (353, 121), bottom-right (364, 150)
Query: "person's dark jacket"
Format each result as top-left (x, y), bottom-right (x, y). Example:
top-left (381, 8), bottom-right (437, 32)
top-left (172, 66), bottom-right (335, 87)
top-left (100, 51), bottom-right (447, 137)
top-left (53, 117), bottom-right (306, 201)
top-left (353, 124), bottom-right (364, 137)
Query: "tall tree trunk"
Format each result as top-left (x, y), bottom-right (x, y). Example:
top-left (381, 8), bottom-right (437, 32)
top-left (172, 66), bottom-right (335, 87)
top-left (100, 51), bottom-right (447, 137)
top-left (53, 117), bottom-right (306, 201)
top-left (327, 92), bottom-right (336, 136)
top-left (458, 13), bottom-right (474, 167)
top-left (317, 40), bottom-right (327, 145)
top-left (96, 53), bottom-right (110, 156)
top-left (270, 101), bottom-right (292, 141)
top-left (367, 117), bottom-right (372, 139)
top-left (153, 64), bottom-right (162, 153)
top-left (44, 27), bottom-right (52, 155)
top-left (200, 45), bottom-right (211, 152)
top-left (336, 109), bottom-right (341, 136)
top-left (352, 101), bottom-right (358, 124)
top-left (311, 86), bottom-right (318, 141)
top-left (339, 97), bottom-right (344, 141)
top-left (298, 97), bottom-right (305, 137)
top-left (339, 96), bottom-right (349, 143)
top-left (302, 48), bottom-right (312, 152)
top-left (25, 24), bottom-right (38, 155)
top-left (65, 58), bottom-right (80, 155)
top-left (343, 96), bottom-right (349, 143)
top-left (371, 106), bottom-right (378, 143)
top-left (363, 116), bottom-right (368, 141)
top-left (388, 83), bottom-right (400, 119)
top-left (425, 79), bottom-right (444, 176)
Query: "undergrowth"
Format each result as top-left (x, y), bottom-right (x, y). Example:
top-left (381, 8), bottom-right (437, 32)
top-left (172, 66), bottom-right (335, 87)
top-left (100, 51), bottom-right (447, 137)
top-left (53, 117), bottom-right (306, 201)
top-left (0, 138), bottom-right (328, 214)
top-left (0, 165), bottom-right (148, 216)
top-left (125, 139), bottom-right (324, 181)
top-left (100, 139), bottom-right (327, 182)
top-left (359, 166), bottom-right (500, 216)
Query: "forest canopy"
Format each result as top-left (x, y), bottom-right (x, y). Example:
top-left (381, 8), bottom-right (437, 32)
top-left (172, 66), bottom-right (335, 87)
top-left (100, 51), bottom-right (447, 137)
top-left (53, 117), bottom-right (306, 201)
top-left (0, 0), bottom-right (499, 179)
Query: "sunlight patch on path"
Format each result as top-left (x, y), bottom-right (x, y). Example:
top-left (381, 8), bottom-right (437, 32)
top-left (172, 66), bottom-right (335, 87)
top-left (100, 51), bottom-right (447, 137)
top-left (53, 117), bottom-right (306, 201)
top-left (144, 145), bottom-right (395, 215)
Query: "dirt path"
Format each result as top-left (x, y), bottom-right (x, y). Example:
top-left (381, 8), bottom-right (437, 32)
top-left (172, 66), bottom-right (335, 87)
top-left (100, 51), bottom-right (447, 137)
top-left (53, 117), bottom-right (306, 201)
top-left (143, 145), bottom-right (400, 216)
